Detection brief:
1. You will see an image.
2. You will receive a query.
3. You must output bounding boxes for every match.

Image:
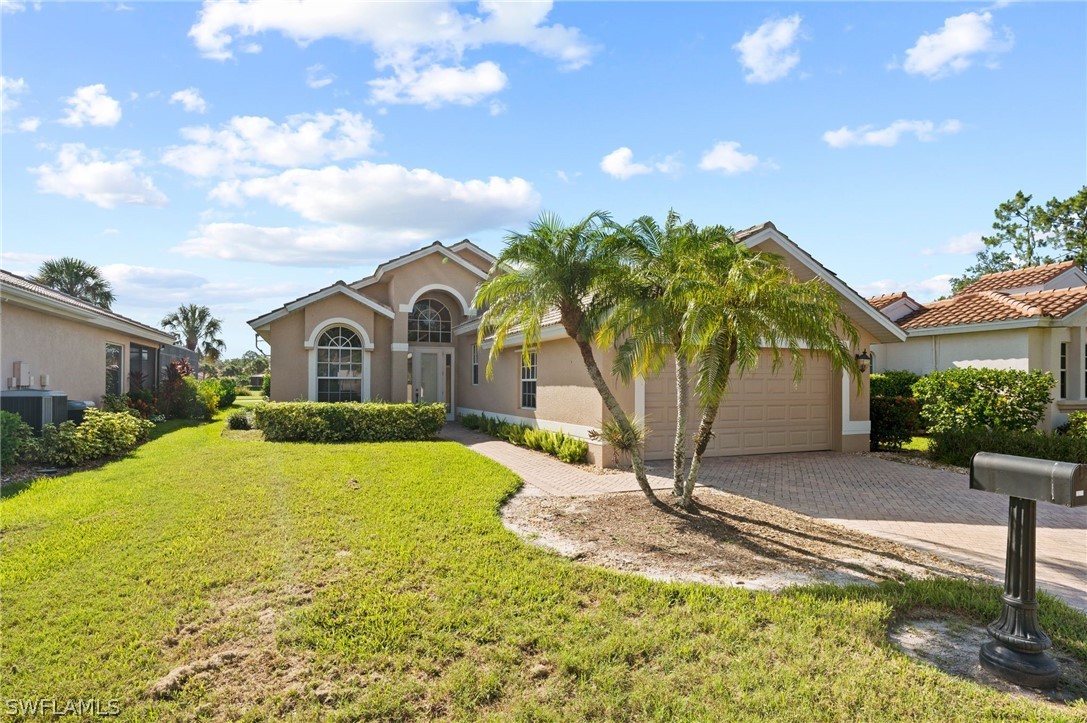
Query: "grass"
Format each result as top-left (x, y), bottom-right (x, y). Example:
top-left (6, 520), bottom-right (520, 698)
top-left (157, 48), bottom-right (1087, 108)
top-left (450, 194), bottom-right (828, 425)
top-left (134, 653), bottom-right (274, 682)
top-left (904, 435), bottom-right (932, 452)
top-left (2, 412), bottom-right (1085, 720)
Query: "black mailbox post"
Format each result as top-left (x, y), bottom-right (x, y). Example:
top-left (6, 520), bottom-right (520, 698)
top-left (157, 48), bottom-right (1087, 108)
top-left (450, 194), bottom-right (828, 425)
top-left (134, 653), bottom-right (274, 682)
top-left (969, 452), bottom-right (1087, 688)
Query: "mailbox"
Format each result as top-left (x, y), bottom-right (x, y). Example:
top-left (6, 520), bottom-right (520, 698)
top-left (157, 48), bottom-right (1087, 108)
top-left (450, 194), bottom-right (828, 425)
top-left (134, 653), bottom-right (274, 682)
top-left (970, 452), bottom-right (1087, 507)
top-left (968, 451), bottom-right (1087, 689)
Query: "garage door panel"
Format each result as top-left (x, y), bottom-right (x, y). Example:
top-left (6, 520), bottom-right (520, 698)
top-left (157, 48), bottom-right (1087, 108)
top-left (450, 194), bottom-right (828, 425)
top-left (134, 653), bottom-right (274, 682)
top-left (644, 350), bottom-right (834, 459)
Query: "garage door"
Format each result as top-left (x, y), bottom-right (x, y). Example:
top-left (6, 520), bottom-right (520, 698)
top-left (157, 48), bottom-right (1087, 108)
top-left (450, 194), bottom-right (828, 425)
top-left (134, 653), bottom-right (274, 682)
top-left (643, 350), bottom-right (833, 459)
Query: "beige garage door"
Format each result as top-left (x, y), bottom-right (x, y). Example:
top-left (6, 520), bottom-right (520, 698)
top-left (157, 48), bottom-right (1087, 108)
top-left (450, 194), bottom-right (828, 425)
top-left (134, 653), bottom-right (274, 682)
top-left (643, 350), bottom-right (833, 459)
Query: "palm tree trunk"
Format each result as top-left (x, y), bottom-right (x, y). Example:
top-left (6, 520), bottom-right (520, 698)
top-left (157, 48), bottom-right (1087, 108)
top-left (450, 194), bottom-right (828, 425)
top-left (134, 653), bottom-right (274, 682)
top-left (681, 398), bottom-right (722, 510)
top-left (672, 349), bottom-right (689, 496)
top-left (571, 336), bottom-right (660, 504)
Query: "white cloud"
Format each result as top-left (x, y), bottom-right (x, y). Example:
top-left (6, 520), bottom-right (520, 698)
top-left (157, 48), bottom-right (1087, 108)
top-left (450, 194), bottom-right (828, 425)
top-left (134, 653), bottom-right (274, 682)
top-left (1, 75), bottom-right (27, 112)
top-left (600, 147), bottom-right (651, 180)
top-left (100, 263), bottom-right (311, 313)
top-left (59, 83), bottom-right (122, 127)
top-left (189, 0), bottom-right (595, 106)
top-left (901, 11), bottom-right (1013, 78)
top-left (169, 87), bottom-right (208, 114)
top-left (30, 143), bottom-right (167, 209)
top-left (698, 141), bottom-right (770, 175)
top-left (734, 15), bottom-right (803, 84)
top-left (858, 274), bottom-right (953, 302)
top-left (0, 250), bottom-right (49, 276)
top-left (822, 119), bottom-right (962, 148)
top-left (1, 0), bottom-right (26, 13)
top-left (306, 63), bottom-right (335, 89)
top-left (17, 117), bottom-right (40, 132)
top-left (921, 231), bottom-right (985, 256)
top-left (369, 61), bottom-right (508, 107)
top-left (161, 109), bottom-right (378, 178)
top-left (488, 100), bottom-right (506, 116)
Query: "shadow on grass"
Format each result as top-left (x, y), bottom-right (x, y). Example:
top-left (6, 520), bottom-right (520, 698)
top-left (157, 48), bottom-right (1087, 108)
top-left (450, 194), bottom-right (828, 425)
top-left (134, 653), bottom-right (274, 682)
top-left (1, 417), bottom-right (206, 499)
top-left (781, 577), bottom-right (1087, 664)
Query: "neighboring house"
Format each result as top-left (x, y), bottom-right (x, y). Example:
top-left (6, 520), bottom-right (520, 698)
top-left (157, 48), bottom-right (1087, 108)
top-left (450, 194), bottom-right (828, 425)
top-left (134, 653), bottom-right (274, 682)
top-left (249, 225), bottom-right (904, 466)
top-left (870, 260), bottom-right (1087, 429)
top-left (0, 269), bottom-right (182, 405)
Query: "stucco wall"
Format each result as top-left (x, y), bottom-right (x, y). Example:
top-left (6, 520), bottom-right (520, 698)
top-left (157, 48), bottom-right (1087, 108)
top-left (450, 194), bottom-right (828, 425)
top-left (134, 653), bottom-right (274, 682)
top-left (0, 300), bottom-right (167, 404)
top-left (875, 329), bottom-right (1030, 376)
top-left (386, 252), bottom-right (482, 317)
top-left (267, 311), bottom-right (307, 401)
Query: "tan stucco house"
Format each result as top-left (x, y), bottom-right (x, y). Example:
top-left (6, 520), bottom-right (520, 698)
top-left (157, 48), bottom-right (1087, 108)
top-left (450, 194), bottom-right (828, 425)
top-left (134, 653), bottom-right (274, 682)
top-left (870, 261), bottom-right (1087, 429)
top-left (1, 269), bottom-right (179, 406)
top-left (250, 224), bottom-right (905, 466)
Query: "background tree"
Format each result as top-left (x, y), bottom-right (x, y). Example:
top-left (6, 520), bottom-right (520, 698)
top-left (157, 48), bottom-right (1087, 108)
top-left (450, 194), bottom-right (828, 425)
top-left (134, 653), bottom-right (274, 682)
top-left (32, 257), bottom-right (115, 310)
top-left (475, 211), bottom-right (664, 506)
top-left (161, 304), bottom-right (226, 360)
top-left (950, 190), bottom-right (1073, 294)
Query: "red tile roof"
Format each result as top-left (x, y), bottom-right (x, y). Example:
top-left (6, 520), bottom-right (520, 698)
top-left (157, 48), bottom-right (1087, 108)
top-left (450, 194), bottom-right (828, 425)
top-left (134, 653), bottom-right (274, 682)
top-left (958, 260), bottom-right (1078, 294)
top-left (867, 292), bottom-right (909, 310)
top-left (897, 287), bottom-right (1087, 330)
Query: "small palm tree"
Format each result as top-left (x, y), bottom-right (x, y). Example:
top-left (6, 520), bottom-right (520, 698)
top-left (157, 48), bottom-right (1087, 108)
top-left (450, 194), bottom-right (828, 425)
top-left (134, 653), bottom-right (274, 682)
top-left (475, 211), bottom-right (663, 505)
top-left (161, 304), bottom-right (226, 359)
top-left (678, 230), bottom-right (861, 509)
top-left (32, 257), bottom-right (115, 310)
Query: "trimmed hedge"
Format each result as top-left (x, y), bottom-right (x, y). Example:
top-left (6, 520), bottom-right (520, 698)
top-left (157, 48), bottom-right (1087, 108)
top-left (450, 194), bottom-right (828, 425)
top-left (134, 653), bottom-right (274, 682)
top-left (254, 402), bottom-right (446, 443)
top-left (869, 396), bottom-right (920, 451)
top-left (32, 409), bottom-right (154, 468)
top-left (461, 413), bottom-right (589, 464)
top-left (929, 428), bottom-right (1087, 468)
top-left (912, 367), bottom-right (1054, 433)
top-left (870, 370), bottom-right (921, 399)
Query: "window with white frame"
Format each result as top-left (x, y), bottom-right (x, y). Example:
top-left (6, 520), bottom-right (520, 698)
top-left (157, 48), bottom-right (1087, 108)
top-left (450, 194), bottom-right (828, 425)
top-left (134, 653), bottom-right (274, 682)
top-left (1060, 342), bottom-right (1068, 398)
top-left (105, 342), bottom-right (123, 396)
top-left (408, 298), bottom-right (451, 343)
top-left (472, 344), bottom-right (479, 385)
top-left (316, 327), bottom-right (363, 402)
top-left (520, 351), bottom-right (537, 409)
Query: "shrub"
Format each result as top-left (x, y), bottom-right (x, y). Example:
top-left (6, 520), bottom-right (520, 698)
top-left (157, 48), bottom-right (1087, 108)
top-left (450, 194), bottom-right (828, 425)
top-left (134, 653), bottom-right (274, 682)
top-left (216, 378), bottom-right (238, 408)
top-left (460, 413), bottom-right (481, 431)
top-left (261, 374), bottom-right (271, 399)
top-left (557, 437), bottom-right (589, 464)
top-left (100, 393), bottom-right (129, 414)
top-left (467, 416), bottom-right (588, 464)
top-left (35, 421), bottom-right (84, 467)
top-left (254, 402), bottom-right (446, 443)
top-left (0, 411), bottom-right (33, 468)
top-left (1063, 411), bottom-right (1087, 439)
top-left (929, 428), bottom-right (1087, 468)
top-left (911, 368), bottom-right (1054, 433)
top-left (159, 359), bottom-right (197, 419)
top-left (870, 370), bottom-right (922, 399)
top-left (75, 408), bottom-right (153, 460)
top-left (869, 396), bottom-right (921, 451)
top-left (227, 410), bottom-right (252, 430)
top-left (589, 416), bottom-right (646, 467)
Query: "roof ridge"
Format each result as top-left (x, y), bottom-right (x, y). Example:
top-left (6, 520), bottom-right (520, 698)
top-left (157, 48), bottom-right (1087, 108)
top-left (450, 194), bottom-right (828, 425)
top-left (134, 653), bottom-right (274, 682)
top-left (981, 290), bottom-right (1042, 316)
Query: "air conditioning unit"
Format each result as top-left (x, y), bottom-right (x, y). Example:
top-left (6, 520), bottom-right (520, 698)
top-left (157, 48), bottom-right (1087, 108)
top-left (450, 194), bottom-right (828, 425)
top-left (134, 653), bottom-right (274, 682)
top-left (0, 390), bottom-right (69, 433)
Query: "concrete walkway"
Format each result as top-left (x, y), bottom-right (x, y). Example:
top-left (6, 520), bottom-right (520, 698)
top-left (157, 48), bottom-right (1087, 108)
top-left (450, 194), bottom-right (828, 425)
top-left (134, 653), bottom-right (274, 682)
top-left (442, 424), bottom-right (1087, 611)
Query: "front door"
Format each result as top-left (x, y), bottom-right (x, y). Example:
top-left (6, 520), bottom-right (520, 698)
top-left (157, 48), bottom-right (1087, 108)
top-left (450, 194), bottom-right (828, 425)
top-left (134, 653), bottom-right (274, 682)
top-left (411, 348), bottom-right (454, 419)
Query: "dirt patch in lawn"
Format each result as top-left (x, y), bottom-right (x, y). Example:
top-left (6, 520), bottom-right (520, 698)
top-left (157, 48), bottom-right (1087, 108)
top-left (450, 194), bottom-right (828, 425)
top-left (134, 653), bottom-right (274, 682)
top-left (503, 488), bottom-right (985, 591)
top-left (890, 615), bottom-right (1087, 708)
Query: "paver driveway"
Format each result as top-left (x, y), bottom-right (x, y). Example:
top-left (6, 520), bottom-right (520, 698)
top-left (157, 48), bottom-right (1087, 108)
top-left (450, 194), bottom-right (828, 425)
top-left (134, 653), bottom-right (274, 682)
top-left (443, 424), bottom-right (1087, 611)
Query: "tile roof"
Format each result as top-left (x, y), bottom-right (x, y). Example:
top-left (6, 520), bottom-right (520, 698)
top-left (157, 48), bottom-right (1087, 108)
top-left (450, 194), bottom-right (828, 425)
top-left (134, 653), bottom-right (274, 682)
top-left (0, 269), bottom-right (173, 340)
top-left (958, 260), bottom-right (1079, 294)
top-left (897, 287), bottom-right (1087, 330)
top-left (867, 292), bottom-right (909, 310)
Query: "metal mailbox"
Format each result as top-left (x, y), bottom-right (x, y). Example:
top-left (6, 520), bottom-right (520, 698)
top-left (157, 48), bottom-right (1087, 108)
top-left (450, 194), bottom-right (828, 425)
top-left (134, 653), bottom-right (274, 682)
top-left (970, 452), bottom-right (1087, 507)
top-left (968, 451), bottom-right (1087, 690)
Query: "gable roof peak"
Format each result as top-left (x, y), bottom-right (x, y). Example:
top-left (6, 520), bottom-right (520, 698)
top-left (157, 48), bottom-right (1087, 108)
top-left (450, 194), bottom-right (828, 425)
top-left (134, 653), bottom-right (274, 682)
top-left (958, 260), bottom-right (1080, 295)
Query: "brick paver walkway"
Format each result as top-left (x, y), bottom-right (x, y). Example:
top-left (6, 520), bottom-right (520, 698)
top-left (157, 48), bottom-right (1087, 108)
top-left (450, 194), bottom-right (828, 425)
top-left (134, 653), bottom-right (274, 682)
top-left (442, 424), bottom-right (1087, 610)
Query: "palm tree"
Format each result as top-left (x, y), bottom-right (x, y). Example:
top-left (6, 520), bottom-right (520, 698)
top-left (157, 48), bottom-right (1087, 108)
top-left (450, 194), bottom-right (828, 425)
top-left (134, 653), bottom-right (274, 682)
top-left (474, 211), bottom-right (664, 505)
top-left (598, 211), bottom-right (702, 497)
top-left (161, 304), bottom-right (226, 359)
top-left (32, 257), bottom-right (115, 309)
top-left (678, 228), bottom-right (861, 509)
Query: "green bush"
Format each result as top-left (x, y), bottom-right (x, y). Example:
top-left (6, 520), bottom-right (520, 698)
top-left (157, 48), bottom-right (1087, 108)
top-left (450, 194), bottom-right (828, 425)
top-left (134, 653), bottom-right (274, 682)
top-left (1063, 411), bottom-right (1087, 439)
top-left (911, 367), bottom-right (1054, 433)
top-left (261, 374), bottom-right (271, 399)
top-left (227, 410), bottom-right (251, 430)
top-left (461, 413), bottom-right (482, 431)
top-left (869, 396), bottom-right (921, 451)
top-left (558, 437), bottom-right (589, 464)
top-left (0, 411), bottom-right (33, 469)
top-left (467, 414), bottom-right (589, 464)
top-left (254, 402), bottom-right (446, 443)
top-left (216, 378), bottom-right (238, 408)
top-left (75, 408), bottom-right (153, 460)
top-left (191, 379), bottom-right (220, 420)
top-left (929, 428), bottom-right (1087, 467)
top-left (870, 370), bottom-right (922, 399)
top-left (35, 421), bottom-right (84, 467)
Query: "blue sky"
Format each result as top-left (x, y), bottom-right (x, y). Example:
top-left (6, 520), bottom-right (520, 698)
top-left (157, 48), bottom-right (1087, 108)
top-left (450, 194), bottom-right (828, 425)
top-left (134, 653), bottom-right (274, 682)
top-left (2, 1), bottom-right (1084, 356)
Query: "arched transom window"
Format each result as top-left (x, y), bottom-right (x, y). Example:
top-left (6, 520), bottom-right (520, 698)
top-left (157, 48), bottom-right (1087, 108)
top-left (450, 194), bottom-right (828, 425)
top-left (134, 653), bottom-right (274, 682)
top-left (408, 298), bottom-right (451, 343)
top-left (316, 326), bottom-right (362, 402)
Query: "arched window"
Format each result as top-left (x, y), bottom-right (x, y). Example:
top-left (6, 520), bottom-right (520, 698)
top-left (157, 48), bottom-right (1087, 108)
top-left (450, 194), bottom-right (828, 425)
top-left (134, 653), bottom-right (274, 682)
top-left (316, 327), bottom-right (363, 402)
top-left (408, 299), bottom-right (451, 343)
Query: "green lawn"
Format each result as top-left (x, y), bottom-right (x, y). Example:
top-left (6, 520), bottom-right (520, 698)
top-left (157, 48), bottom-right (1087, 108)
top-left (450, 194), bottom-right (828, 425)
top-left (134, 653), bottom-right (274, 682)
top-left (2, 414), bottom-right (1085, 720)
top-left (904, 436), bottom-right (932, 452)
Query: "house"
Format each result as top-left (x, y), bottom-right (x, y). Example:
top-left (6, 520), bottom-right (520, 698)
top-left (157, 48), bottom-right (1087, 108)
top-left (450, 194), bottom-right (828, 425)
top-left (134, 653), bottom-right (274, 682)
top-left (0, 269), bottom-right (185, 406)
top-left (870, 261), bottom-right (1087, 429)
top-left (249, 224), bottom-right (905, 466)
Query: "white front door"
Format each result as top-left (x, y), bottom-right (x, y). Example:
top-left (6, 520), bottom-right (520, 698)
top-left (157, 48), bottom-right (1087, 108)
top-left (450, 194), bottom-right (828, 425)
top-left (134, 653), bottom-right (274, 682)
top-left (411, 347), bottom-right (454, 419)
